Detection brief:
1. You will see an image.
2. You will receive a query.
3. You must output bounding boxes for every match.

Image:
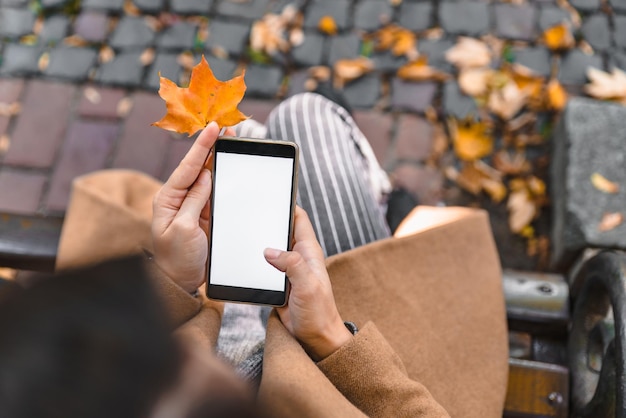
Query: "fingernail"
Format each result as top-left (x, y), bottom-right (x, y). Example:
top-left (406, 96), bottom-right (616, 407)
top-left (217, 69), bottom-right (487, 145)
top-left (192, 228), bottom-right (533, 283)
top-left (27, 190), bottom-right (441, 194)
top-left (197, 169), bottom-right (211, 184)
top-left (264, 248), bottom-right (282, 260)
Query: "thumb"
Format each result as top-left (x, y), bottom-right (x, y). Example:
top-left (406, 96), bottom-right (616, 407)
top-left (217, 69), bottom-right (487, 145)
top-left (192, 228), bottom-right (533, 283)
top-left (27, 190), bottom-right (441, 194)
top-left (264, 248), bottom-right (310, 286)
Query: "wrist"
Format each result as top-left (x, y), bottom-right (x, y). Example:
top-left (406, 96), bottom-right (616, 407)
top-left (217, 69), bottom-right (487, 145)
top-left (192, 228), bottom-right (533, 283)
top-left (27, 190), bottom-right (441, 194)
top-left (307, 319), bottom-right (354, 362)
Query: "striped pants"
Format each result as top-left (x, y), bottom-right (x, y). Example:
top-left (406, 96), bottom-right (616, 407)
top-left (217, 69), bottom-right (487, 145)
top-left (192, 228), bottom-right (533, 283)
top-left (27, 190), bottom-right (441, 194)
top-left (218, 93), bottom-right (391, 378)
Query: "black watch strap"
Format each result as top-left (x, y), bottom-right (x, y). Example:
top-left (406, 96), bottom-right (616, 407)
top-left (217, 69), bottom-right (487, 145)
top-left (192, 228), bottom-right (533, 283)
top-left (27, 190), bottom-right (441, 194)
top-left (344, 321), bottom-right (358, 335)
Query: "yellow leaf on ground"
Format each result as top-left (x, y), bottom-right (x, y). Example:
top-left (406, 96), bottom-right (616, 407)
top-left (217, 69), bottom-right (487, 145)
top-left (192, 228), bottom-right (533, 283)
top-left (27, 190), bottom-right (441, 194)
top-left (546, 79), bottom-right (568, 110)
top-left (449, 119), bottom-right (494, 161)
top-left (508, 189), bottom-right (536, 233)
top-left (599, 212), bottom-right (623, 231)
top-left (445, 37), bottom-right (492, 69)
top-left (591, 172), bottom-right (620, 194)
top-left (333, 57), bottom-right (374, 88)
top-left (152, 55), bottom-right (248, 135)
top-left (482, 178), bottom-right (508, 203)
top-left (542, 23), bottom-right (575, 51)
top-left (458, 68), bottom-right (493, 97)
top-left (391, 30), bottom-right (417, 58)
top-left (488, 80), bottom-right (529, 120)
top-left (397, 56), bottom-right (448, 82)
top-left (584, 67), bottom-right (626, 101)
top-left (318, 16), bottom-right (338, 35)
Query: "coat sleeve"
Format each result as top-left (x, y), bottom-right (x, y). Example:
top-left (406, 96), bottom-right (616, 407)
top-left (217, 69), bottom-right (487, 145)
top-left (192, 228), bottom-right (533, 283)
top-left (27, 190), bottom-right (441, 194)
top-left (317, 322), bottom-right (450, 418)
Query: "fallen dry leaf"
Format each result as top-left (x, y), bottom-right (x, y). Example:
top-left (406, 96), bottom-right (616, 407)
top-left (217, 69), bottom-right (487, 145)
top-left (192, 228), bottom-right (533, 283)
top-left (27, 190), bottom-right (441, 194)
top-left (541, 23), bottom-right (575, 51)
top-left (153, 55), bottom-right (248, 135)
top-left (493, 150), bottom-right (531, 175)
top-left (63, 34), bottom-right (89, 47)
top-left (33, 16), bottom-right (44, 35)
top-left (397, 56), bottom-right (448, 82)
top-left (309, 66), bottom-right (331, 81)
top-left (488, 80), bottom-right (529, 120)
top-left (123, 0), bottom-right (141, 16)
top-left (447, 161), bottom-right (506, 202)
top-left (546, 78), bottom-right (568, 110)
top-left (449, 119), bottom-right (494, 161)
top-left (211, 46), bottom-right (228, 60)
top-left (333, 57), bottom-right (374, 88)
top-left (591, 172), bottom-right (620, 194)
top-left (177, 52), bottom-right (195, 71)
top-left (250, 15), bottom-right (290, 56)
top-left (584, 67), bottom-right (626, 102)
top-left (508, 189), bottom-right (536, 233)
top-left (99, 45), bottom-right (115, 63)
top-left (445, 37), bottom-right (492, 69)
top-left (482, 178), bottom-right (508, 203)
top-left (318, 15), bottom-right (338, 35)
top-left (117, 97), bottom-right (134, 117)
top-left (37, 52), bottom-right (50, 72)
top-left (367, 25), bottom-right (417, 59)
top-left (599, 212), bottom-right (623, 232)
top-left (458, 68), bottom-right (493, 97)
top-left (140, 48), bottom-right (155, 66)
top-left (290, 27), bottom-right (304, 47)
top-left (84, 87), bottom-right (102, 104)
top-left (0, 102), bottom-right (21, 117)
top-left (0, 135), bottom-right (10, 155)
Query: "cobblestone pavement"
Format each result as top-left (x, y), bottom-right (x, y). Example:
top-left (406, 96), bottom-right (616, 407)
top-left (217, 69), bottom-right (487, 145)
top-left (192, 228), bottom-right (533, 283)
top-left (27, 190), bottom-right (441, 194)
top-left (0, 0), bottom-right (620, 271)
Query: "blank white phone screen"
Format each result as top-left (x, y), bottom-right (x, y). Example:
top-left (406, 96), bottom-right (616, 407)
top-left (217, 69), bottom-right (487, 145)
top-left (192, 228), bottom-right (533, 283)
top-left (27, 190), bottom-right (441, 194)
top-left (210, 151), bottom-right (294, 291)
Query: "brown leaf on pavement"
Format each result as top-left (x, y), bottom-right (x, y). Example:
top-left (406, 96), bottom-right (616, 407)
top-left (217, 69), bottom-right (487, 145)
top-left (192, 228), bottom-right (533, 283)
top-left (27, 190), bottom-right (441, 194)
top-left (591, 172), bottom-right (620, 194)
top-left (458, 67), bottom-right (493, 97)
top-left (0, 135), bottom-right (10, 155)
top-left (140, 48), bottom-right (156, 66)
top-left (546, 78), bottom-right (568, 110)
top-left (493, 150), bottom-right (532, 175)
top-left (123, 0), bottom-right (141, 16)
top-left (449, 119), bottom-right (494, 161)
top-left (117, 97), bottom-right (134, 118)
top-left (99, 45), bottom-right (115, 63)
top-left (318, 16), bottom-right (338, 35)
top-left (0, 102), bottom-right (21, 117)
top-left (445, 37), bottom-right (492, 69)
top-left (508, 189), bottom-right (537, 233)
top-left (397, 56), bottom-right (448, 82)
top-left (177, 52), bottom-right (195, 71)
top-left (63, 34), bottom-right (89, 47)
top-left (584, 67), bottom-right (626, 102)
top-left (84, 87), bottom-right (102, 104)
top-left (38, 52), bottom-right (50, 72)
top-left (541, 23), bottom-right (575, 51)
top-left (599, 212), bottom-right (623, 232)
top-left (333, 57), bottom-right (374, 89)
top-left (488, 80), bottom-right (529, 120)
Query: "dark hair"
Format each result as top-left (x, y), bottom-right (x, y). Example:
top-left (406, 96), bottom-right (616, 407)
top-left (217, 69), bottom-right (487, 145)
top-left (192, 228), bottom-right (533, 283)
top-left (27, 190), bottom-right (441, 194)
top-left (0, 257), bottom-right (182, 418)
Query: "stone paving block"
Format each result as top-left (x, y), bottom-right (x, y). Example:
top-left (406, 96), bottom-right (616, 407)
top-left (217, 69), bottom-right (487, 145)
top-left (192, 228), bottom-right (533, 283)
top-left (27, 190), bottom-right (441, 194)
top-left (614, 15), bottom-right (626, 49)
top-left (96, 52), bottom-right (145, 87)
top-left (145, 53), bottom-right (182, 91)
top-left (0, 44), bottom-right (43, 76)
top-left (109, 16), bottom-right (156, 50)
top-left (206, 55), bottom-right (238, 81)
top-left (0, 78), bottom-right (24, 102)
top-left (570, 0), bottom-right (600, 12)
top-left (4, 80), bottom-right (75, 168)
top-left (494, 3), bottom-right (537, 41)
top-left (354, 0), bottom-right (394, 31)
top-left (439, 1), bottom-right (490, 36)
top-left (82, 0), bottom-right (124, 11)
top-left (391, 78), bottom-right (437, 114)
top-left (39, 15), bottom-right (69, 45)
top-left (216, 0), bottom-right (271, 20)
top-left (170, 0), bottom-right (213, 14)
top-left (327, 33), bottom-right (361, 66)
top-left (352, 110), bottom-right (392, 165)
top-left (538, 5), bottom-right (572, 31)
top-left (391, 163), bottom-right (443, 205)
top-left (160, 138), bottom-right (192, 181)
top-left (245, 64), bottom-right (283, 98)
top-left (45, 121), bottom-right (119, 212)
top-left (513, 46), bottom-right (551, 77)
top-left (0, 8), bottom-right (35, 39)
top-left (0, 169), bottom-right (47, 214)
top-left (371, 51), bottom-right (407, 73)
top-left (581, 14), bottom-right (611, 52)
top-left (205, 20), bottom-right (250, 57)
top-left (398, 1), bottom-right (433, 32)
top-left (77, 85), bottom-right (127, 119)
top-left (43, 47), bottom-right (98, 81)
top-left (394, 114), bottom-right (433, 163)
top-left (443, 81), bottom-right (478, 119)
top-left (40, 0), bottom-right (69, 9)
top-left (113, 92), bottom-right (173, 178)
top-left (610, 0), bottom-right (626, 13)
top-left (73, 11), bottom-right (109, 43)
top-left (418, 38), bottom-right (455, 72)
top-left (292, 31), bottom-right (326, 67)
top-left (343, 74), bottom-right (380, 109)
top-left (239, 98), bottom-right (280, 124)
top-left (551, 98), bottom-right (626, 265)
top-left (610, 50), bottom-right (626, 70)
top-left (558, 49), bottom-right (603, 85)
top-left (0, 0), bottom-right (28, 6)
top-left (0, 116), bottom-right (8, 137)
top-left (157, 22), bottom-right (198, 50)
top-left (304, 0), bottom-right (351, 31)
top-left (133, 0), bottom-right (165, 13)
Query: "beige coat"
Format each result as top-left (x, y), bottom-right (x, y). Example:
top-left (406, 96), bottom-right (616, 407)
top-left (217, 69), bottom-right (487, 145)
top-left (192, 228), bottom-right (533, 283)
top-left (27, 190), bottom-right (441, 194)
top-left (56, 170), bottom-right (509, 417)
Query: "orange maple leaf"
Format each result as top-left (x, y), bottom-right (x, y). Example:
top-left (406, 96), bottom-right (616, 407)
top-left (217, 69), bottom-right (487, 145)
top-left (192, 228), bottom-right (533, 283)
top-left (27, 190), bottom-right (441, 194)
top-left (152, 55), bottom-right (248, 136)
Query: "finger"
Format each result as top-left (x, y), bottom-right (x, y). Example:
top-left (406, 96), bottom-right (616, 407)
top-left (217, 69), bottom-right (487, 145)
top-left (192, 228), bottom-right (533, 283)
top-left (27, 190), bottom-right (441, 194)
top-left (164, 122), bottom-right (219, 192)
top-left (177, 169), bottom-right (212, 222)
top-left (292, 207), bottom-right (323, 258)
top-left (223, 127), bottom-right (236, 136)
top-left (264, 248), bottom-right (311, 287)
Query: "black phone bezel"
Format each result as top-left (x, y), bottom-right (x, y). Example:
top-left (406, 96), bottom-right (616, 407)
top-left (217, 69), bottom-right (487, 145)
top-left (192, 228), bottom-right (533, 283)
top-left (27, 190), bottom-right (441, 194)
top-left (206, 137), bottom-right (298, 307)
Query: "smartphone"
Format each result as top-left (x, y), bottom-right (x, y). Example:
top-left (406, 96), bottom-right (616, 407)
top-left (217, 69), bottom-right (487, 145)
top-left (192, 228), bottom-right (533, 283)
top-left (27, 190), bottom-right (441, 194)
top-left (206, 137), bottom-right (299, 306)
